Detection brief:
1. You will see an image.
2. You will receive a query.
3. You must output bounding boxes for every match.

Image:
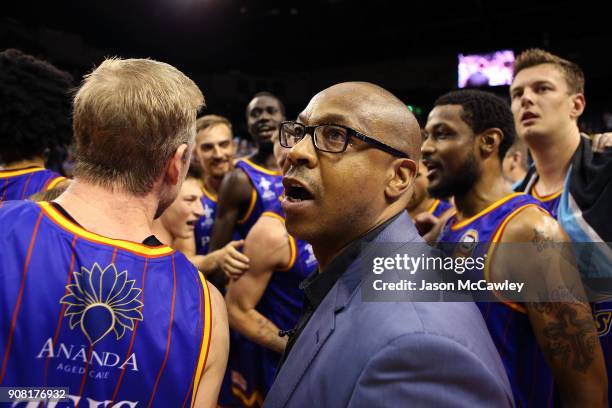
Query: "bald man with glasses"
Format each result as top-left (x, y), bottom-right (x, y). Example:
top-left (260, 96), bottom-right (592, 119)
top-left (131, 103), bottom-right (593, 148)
top-left (263, 82), bottom-right (513, 408)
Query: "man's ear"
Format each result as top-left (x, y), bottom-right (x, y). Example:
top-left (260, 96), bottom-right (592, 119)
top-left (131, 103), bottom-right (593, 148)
top-left (479, 128), bottom-right (503, 157)
top-left (386, 158), bottom-right (417, 199)
top-left (165, 143), bottom-right (189, 186)
top-left (570, 93), bottom-right (586, 120)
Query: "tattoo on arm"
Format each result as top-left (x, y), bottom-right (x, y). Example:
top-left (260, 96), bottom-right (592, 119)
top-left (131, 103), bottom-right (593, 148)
top-left (532, 228), bottom-right (556, 252)
top-left (533, 302), bottom-right (598, 373)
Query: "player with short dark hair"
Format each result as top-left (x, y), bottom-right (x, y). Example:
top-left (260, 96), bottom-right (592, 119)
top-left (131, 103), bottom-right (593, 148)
top-left (424, 89), bottom-right (607, 407)
top-left (0, 49), bottom-right (72, 201)
top-left (208, 93), bottom-right (286, 287)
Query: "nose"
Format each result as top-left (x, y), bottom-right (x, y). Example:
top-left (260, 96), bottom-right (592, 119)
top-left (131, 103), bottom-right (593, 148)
top-left (421, 135), bottom-right (435, 158)
top-left (520, 88), bottom-right (535, 109)
top-left (212, 144), bottom-right (223, 158)
top-left (259, 109), bottom-right (273, 122)
top-left (194, 199), bottom-right (205, 217)
top-left (285, 134), bottom-right (318, 173)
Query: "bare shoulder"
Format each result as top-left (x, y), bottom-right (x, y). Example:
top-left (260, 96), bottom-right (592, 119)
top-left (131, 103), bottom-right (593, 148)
top-left (500, 205), bottom-right (568, 244)
top-left (207, 281), bottom-right (227, 319)
top-left (223, 167), bottom-right (251, 190)
top-left (217, 168), bottom-right (252, 207)
top-left (247, 215), bottom-right (288, 249)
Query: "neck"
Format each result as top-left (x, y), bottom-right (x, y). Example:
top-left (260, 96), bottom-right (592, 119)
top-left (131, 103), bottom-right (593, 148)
top-left (4, 157), bottom-right (46, 170)
top-left (203, 174), bottom-right (223, 195)
top-left (453, 166), bottom-right (512, 221)
top-left (312, 206), bottom-right (401, 271)
top-left (151, 219), bottom-right (174, 246)
top-left (55, 179), bottom-right (159, 243)
top-left (250, 145), bottom-right (279, 171)
top-left (408, 197), bottom-right (436, 219)
top-left (527, 125), bottom-right (580, 194)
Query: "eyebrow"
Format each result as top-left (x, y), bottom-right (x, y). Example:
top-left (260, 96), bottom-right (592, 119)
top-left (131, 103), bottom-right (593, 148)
top-left (511, 79), bottom-right (555, 92)
top-left (426, 123), bottom-right (450, 132)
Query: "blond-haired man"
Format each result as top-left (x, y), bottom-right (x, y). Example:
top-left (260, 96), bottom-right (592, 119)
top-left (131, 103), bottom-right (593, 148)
top-left (175, 115), bottom-right (250, 282)
top-left (0, 58), bottom-right (228, 407)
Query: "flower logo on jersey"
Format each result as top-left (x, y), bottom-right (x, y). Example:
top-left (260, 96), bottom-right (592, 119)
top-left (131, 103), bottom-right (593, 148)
top-left (60, 263), bottom-right (143, 345)
top-left (595, 310), bottom-right (612, 337)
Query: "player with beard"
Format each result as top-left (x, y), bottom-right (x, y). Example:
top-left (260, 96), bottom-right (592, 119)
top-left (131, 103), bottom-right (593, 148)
top-left (423, 89), bottom-right (607, 407)
top-left (208, 93), bottom-right (285, 286)
top-left (0, 49), bottom-right (71, 202)
top-left (407, 160), bottom-right (453, 221)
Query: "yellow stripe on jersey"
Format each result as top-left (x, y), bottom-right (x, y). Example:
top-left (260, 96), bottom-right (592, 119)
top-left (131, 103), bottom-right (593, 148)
top-left (261, 211), bottom-right (284, 223)
top-left (427, 199), bottom-right (441, 215)
top-left (451, 193), bottom-right (525, 231)
top-left (0, 167), bottom-right (45, 178)
top-left (46, 176), bottom-right (67, 190)
top-left (484, 203), bottom-right (546, 314)
top-left (38, 202), bottom-right (174, 257)
top-left (279, 235), bottom-right (297, 272)
top-left (261, 211), bottom-right (297, 272)
top-left (530, 185), bottom-right (563, 202)
top-left (240, 158), bottom-right (281, 176)
top-left (237, 188), bottom-right (258, 224)
top-left (192, 274), bottom-right (213, 408)
top-left (231, 386), bottom-right (264, 408)
top-left (201, 185), bottom-right (217, 203)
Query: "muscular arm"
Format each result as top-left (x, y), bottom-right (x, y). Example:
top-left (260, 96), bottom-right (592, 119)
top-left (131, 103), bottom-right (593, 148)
top-left (193, 281), bottom-right (229, 408)
top-left (208, 169), bottom-right (253, 252)
top-left (497, 207), bottom-right (608, 407)
top-left (225, 216), bottom-right (290, 354)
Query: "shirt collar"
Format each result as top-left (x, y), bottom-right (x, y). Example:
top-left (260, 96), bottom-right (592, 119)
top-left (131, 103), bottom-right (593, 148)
top-left (301, 212), bottom-right (402, 308)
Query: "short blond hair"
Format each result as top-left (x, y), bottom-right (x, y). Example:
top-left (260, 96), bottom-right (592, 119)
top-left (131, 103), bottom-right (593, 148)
top-left (73, 57), bottom-right (204, 193)
top-left (196, 114), bottom-right (232, 134)
top-left (513, 49), bottom-right (584, 94)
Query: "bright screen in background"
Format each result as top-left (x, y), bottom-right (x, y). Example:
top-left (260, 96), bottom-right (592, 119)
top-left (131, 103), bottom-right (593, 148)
top-left (458, 50), bottom-right (515, 88)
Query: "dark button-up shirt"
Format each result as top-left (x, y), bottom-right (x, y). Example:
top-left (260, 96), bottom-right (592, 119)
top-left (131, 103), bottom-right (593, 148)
top-left (279, 213), bottom-right (401, 366)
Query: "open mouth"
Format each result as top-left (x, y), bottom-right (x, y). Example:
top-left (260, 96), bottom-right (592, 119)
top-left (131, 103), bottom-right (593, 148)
top-left (285, 185), bottom-right (314, 202)
top-left (521, 112), bottom-right (539, 122)
top-left (423, 160), bottom-right (441, 179)
top-left (283, 178), bottom-right (315, 202)
top-left (186, 220), bottom-right (197, 228)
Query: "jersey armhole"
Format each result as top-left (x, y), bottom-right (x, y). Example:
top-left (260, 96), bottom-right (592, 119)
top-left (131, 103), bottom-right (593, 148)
top-left (191, 274), bottom-right (213, 407)
top-left (485, 203), bottom-right (547, 314)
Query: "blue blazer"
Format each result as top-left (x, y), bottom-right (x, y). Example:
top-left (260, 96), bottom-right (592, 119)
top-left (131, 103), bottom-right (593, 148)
top-left (264, 213), bottom-right (514, 407)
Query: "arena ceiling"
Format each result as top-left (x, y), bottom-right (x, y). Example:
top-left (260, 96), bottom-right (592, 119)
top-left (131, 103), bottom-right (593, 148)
top-left (2, 0), bottom-right (609, 76)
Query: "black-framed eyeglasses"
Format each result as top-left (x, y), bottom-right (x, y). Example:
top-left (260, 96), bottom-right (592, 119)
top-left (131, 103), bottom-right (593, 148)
top-left (279, 121), bottom-right (409, 158)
